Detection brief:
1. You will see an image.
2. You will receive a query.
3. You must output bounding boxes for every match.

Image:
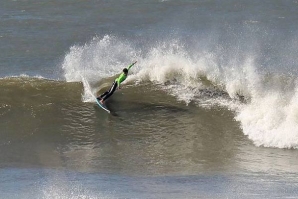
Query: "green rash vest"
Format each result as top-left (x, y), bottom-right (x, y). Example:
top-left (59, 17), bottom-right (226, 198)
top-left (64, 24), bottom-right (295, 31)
top-left (115, 63), bottom-right (135, 86)
top-left (115, 73), bottom-right (127, 86)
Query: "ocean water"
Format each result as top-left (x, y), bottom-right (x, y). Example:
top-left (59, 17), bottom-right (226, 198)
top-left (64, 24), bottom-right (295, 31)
top-left (1, 0), bottom-right (298, 198)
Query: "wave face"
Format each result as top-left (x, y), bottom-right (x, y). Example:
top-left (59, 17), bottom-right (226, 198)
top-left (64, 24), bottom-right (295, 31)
top-left (62, 31), bottom-right (298, 149)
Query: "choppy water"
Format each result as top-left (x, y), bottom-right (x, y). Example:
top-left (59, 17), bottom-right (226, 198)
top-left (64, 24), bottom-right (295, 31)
top-left (1, 0), bottom-right (298, 198)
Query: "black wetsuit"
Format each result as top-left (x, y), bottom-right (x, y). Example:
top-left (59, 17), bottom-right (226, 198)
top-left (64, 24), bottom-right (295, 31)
top-left (98, 81), bottom-right (118, 101)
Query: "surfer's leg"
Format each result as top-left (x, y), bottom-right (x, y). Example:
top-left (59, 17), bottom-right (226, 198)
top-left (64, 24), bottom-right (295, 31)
top-left (98, 91), bottom-right (109, 99)
top-left (98, 81), bottom-right (116, 100)
top-left (101, 82), bottom-right (118, 102)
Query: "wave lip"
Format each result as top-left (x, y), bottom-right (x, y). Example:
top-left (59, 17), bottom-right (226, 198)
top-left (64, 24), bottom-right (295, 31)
top-left (237, 83), bottom-right (298, 149)
top-left (61, 35), bottom-right (298, 149)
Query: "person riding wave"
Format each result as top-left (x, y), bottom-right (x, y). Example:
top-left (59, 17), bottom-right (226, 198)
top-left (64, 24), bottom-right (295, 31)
top-left (97, 61), bottom-right (137, 104)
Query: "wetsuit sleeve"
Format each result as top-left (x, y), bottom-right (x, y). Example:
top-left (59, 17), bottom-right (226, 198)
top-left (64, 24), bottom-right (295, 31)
top-left (115, 62), bottom-right (136, 87)
top-left (127, 61), bottom-right (137, 71)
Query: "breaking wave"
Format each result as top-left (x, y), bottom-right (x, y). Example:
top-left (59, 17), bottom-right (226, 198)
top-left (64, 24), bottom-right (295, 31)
top-left (62, 35), bottom-right (298, 149)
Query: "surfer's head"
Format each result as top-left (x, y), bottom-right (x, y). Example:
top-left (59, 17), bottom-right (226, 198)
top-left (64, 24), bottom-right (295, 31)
top-left (123, 68), bottom-right (128, 75)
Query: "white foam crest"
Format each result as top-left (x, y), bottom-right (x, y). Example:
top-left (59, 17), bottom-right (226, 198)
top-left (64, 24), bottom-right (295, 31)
top-left (61, 35), bottom-right (298, 149)
top-left (132, 41), bottom-right (209, 103)
top-left (62, 35), bottom-right (138, 82)
top-left (132, 41), bottom-right (258, 105)
top-left (80, 75), bottom-right (96, 103)
top-left (223, 58), bottom-right (261, 99)
top-left (205, 57), bottom-right (298, 149)
top-left (0, 74), bottom-right (48, 80)
top-left (133, 41), bottom-right (298, 148)
top-left (236, 77), bottom-right (298, 149)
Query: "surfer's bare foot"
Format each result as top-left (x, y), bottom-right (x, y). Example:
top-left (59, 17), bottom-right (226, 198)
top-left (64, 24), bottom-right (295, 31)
top-left (100, 99), bottom-right (104, 104)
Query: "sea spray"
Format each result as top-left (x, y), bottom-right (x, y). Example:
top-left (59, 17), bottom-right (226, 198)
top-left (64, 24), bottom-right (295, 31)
top-left (62, 35), bottom-right (298, 149)
top-left (62, 35), bottom-right (139, 102)
top-left (236, 76), bottom-right (298, 148)
top-left (133, 41), bottom-right (298, 149)
top-left (62, 35), bottom-right (139, 82)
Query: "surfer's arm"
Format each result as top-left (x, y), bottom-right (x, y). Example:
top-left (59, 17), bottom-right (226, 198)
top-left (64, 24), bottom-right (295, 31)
top-left (116, 63), bottom-right (135, 89)
top-left (127, 61), bottom-right (137, 71)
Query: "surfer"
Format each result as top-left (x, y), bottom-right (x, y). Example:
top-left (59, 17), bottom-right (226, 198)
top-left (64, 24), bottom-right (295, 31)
top-left (97, 61), bottom-right (137, 103)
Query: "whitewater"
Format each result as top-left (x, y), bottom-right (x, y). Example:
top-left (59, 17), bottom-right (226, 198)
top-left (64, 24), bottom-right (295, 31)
top-left (2, 1), bottom-right (298, 198)
top-left (61, 34), bottom-right (298, 149)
